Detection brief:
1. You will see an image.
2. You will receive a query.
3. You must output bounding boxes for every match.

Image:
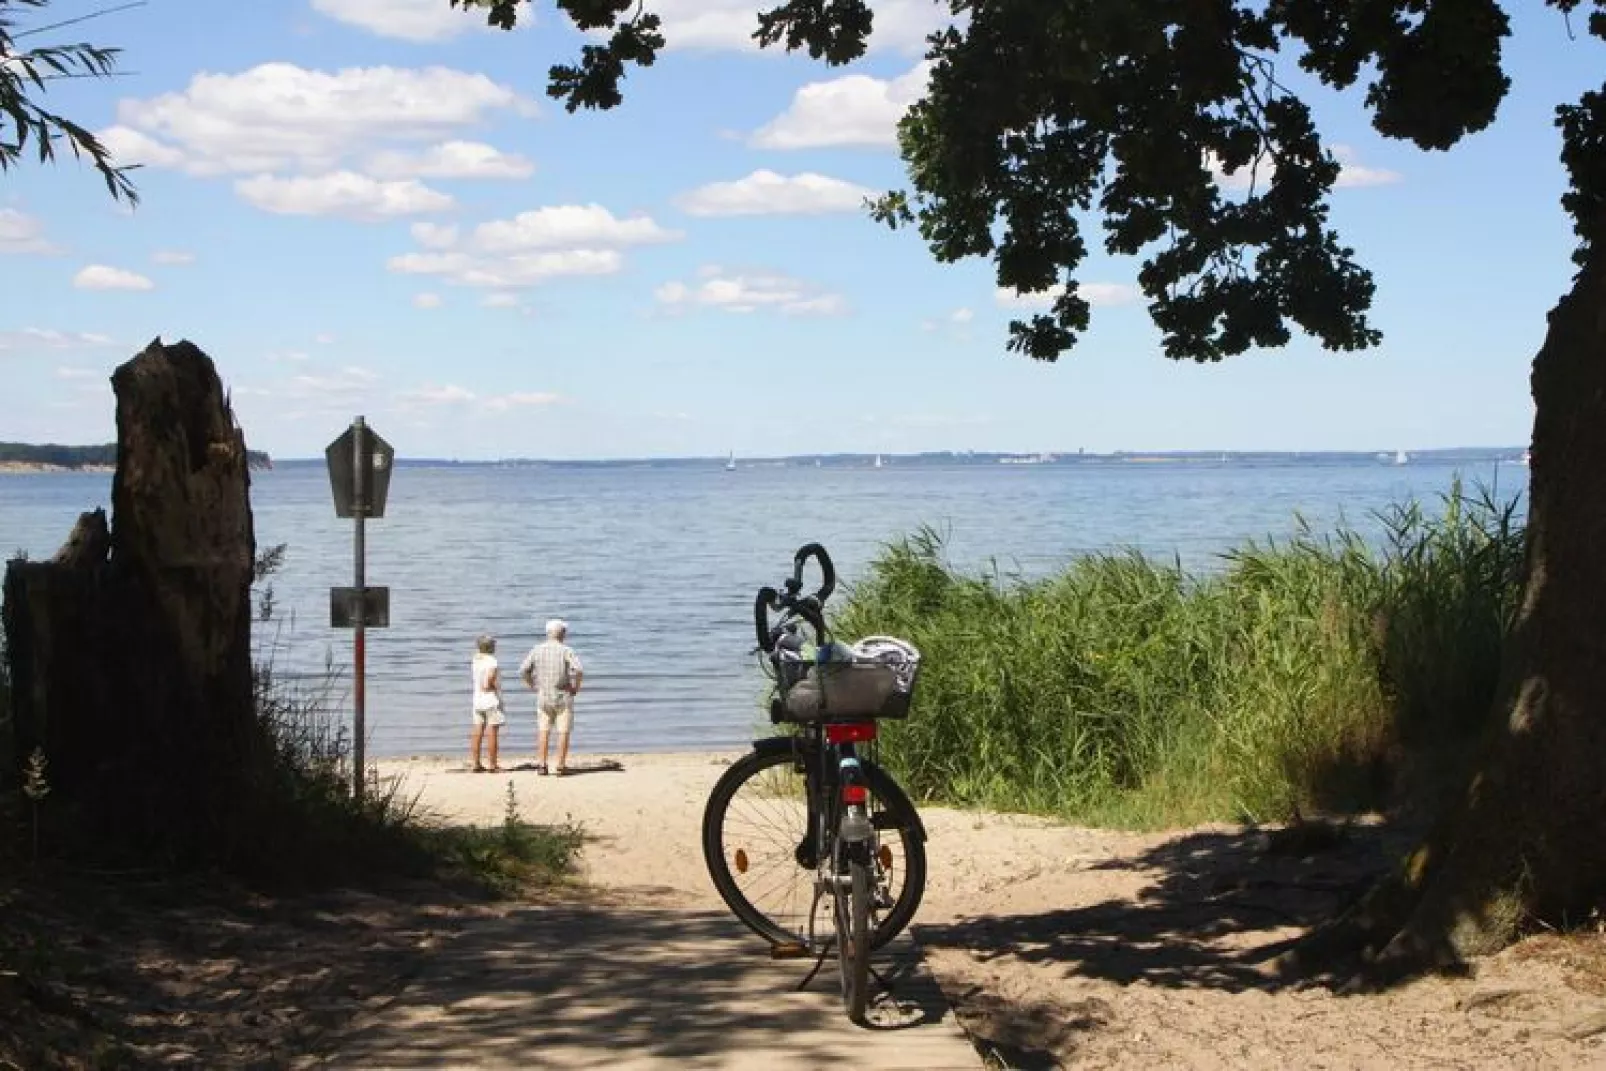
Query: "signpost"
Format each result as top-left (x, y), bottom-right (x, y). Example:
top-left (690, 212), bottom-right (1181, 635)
top-left (326, 416), bottom-right (394, 800)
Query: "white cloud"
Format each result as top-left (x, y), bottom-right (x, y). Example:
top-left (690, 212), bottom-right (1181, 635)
top-left (311, 0), bottom-right (490, 41)
top-left (151, 249), bottom-right (195, 265)
top-left (485, 391), bottom-right (564, 411)
top-left (102, 63), bottom-right (532, 176)
top-left (99, 125), bottom-right (189, 170)
top-left (387, 248), bottom-right (626, 289)
top-left (675, 170), bottom-right (874, 217)
top-left (229, 366), bottom-right (382, 427)
top-left (481, 292), bottom-right (522, 308)
top-left (655, 269), bottom-right (848, 316)
top-left (411, 222), bottom-right (460, 249)
top-left (398, 383), bottom-right (476, 406)
top-left (286, 367), bottom-right (381, 401)
top-left (388, 204), bottom-right (677, 289)
top-left (413, 292), bottom-right (444, 309)
top-left (73, 265), bottom-right (155, 291)
top-left (995, 283), bottom-right (1141, 309)
top-left (473, 204), bottom-right (679, 252)
top-left (752, 62), bottom-right (928, 150)
top-left (0, 328), bottom-right (116, 352)
top-left (235, 172), bottom-right (454, 219)
top-left (0, 209), bottom-right (57, 254)
top-left (314, 333), bottom-right (337, 345)
top-left (1332, 144), bottom-right (1402, 188)
top-left (1208, 144), bottom-right (1401, 192)
top-left (922, 306), bottom-right (974, 333)
top-left (367, 140), bottom-right (535, 180)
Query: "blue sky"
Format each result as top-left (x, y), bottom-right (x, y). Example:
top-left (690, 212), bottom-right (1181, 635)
top-left (0, 0), bottom-right (1599, 460)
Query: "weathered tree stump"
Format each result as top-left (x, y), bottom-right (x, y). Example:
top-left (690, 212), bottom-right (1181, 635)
top-left (2, 338), bottom-right (262, 859)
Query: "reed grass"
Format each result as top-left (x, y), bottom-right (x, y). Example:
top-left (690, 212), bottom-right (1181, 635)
top-left (833, 480), bottom-right (1525, 828)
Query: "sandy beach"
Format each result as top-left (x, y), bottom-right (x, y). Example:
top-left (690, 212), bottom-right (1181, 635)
top-left (378, 751), bottom-right (1606, 1069)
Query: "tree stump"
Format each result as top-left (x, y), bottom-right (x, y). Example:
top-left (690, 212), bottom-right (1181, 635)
top-left (2, 338), bottom-right (262, 859)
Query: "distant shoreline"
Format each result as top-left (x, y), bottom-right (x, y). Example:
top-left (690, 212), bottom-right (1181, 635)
top-left (0, 462), bottom-right (115, 475)
top-left (0, 442), bottom-right (272, 473)
top-left (253, 447), bottom-right (1530, 469)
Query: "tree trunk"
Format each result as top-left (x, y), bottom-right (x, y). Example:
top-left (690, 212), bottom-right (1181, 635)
top-left (2, 338), bottom-right (263, 860)
top-left (1293, 262), bottom-right (1606, 979)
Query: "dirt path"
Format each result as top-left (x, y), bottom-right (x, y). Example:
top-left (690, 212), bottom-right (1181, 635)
top-left (367, 752), bottom-right (1606, 1070)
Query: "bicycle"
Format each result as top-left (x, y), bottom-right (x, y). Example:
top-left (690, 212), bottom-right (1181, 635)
top-left (701, 542), bottom-right (928, 1025)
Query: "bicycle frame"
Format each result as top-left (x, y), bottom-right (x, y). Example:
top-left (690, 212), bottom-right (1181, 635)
top-left (788, 721), bottom-right (880, 948)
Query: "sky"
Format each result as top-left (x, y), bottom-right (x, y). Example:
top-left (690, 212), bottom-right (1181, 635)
top-left (0, 0), bottom-right (1601, 460)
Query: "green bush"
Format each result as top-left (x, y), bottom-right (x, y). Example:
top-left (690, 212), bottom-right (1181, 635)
top-left (834, 481), bottom-right (1524, 828)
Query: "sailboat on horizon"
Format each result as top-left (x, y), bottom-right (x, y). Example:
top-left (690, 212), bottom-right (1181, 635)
top-left (1394, 449), bottom-right (1409, 465)
top-left (725, 450), bottom-right (736, 472)
top-left (873, 454), bottom-right (884, 469)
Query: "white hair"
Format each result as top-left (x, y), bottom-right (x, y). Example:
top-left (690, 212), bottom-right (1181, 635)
top-left (545, 618), bottom-right (567, 638)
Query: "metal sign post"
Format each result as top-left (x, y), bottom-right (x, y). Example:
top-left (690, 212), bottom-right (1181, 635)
top-left (352, 417), bottom-right (368, 800)
top-left (326, 416), bottom-right (394, 801)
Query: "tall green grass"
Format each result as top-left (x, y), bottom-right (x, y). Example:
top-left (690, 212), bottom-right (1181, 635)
top-left (834, 481), bottom-right (1525, 828)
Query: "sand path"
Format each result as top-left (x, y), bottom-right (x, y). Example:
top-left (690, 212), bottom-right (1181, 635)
top-left (329, 752), bottom-right (1606, 1069)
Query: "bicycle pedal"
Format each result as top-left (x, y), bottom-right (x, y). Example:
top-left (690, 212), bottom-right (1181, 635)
top-left (769, 942), bottom-right (810, 960)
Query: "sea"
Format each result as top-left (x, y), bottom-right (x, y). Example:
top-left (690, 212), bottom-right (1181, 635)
top-left (0, 451), bottom-right (1529, 757)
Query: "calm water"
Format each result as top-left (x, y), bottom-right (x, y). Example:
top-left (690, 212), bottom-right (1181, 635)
top-left (1, 456), bottom-right (1527, 757)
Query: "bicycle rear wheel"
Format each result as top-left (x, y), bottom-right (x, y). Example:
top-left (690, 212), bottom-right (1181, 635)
top-left (702, 745), bottom-right (926, 950)
top-left (835, 851), bottom-right (871, 1023)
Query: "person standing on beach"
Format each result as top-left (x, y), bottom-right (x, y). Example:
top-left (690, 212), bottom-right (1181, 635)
top-left (520, 618), bottom-right (584, 776)
top-left (470, 634), bottom-right (505, 772)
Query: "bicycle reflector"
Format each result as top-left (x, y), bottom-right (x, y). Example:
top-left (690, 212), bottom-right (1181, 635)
top-left (842, 783), bottom-right (869, 804)
top-left (824, 721), bottom-right (877, 744)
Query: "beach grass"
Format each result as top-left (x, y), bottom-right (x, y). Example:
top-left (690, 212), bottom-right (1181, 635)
top-left (833, 480), bottom-right (1525, 828)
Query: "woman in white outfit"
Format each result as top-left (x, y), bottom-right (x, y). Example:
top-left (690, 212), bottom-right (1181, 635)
top-left (470, 633), bottom-right (505, 772)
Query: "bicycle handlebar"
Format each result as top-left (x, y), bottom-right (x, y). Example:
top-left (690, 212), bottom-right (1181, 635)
top-left (792, 543), bottom-right (836, 604)
top-left (754, 544), bottom-right (836, 652)
top-left (754, 586), bottom-right (779, 651)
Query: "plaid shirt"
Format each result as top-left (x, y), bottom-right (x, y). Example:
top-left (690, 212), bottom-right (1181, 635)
top-left (520, 640), bottom-right (582, 703)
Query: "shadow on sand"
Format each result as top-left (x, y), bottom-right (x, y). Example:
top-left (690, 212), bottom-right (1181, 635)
top-left (315, 905), bottom-right (978, 1069)
top-left (916, 820), bottom-right (1425, 1068)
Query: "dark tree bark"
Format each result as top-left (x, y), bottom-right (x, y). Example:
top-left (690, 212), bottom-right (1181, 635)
top-left (1293, 262), bottom-right (1606, 978)
top-left (3, 338), bottom-right (264, 859)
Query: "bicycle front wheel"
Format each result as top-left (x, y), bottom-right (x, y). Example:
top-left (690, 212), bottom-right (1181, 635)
top-left (702, 744), bottom-right (926, 950)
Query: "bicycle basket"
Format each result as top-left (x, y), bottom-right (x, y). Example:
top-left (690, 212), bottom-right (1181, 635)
top-left (771, 637), bottom-right (921, 722)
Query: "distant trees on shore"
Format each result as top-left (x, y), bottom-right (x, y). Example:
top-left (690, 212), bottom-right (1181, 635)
top-left (0, 442), bottom-right (271, 470)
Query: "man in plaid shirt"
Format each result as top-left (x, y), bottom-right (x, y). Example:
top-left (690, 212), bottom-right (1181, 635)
top-left (520, 618), bottom-right (585, 776)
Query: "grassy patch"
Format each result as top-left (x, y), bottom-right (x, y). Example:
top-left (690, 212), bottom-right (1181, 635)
top-left (834, 481), bottom-right (1524, 828)
top-left (419, 783), bottom-right (585, 897)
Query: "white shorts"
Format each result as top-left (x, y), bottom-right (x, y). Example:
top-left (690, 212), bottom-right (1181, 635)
top-left (538, 694), bottom-right (574, 734)
top-left (473, 702), bottom-right (505, 728)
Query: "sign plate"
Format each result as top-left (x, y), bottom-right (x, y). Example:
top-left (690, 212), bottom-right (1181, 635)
top-left (326, 425), bottom-right (395, 519)
top-left (330, 586), bottom-right (390, 628)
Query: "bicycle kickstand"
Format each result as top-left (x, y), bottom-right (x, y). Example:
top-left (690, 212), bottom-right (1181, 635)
top-left (795, 887), bottom-right (831, 992)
